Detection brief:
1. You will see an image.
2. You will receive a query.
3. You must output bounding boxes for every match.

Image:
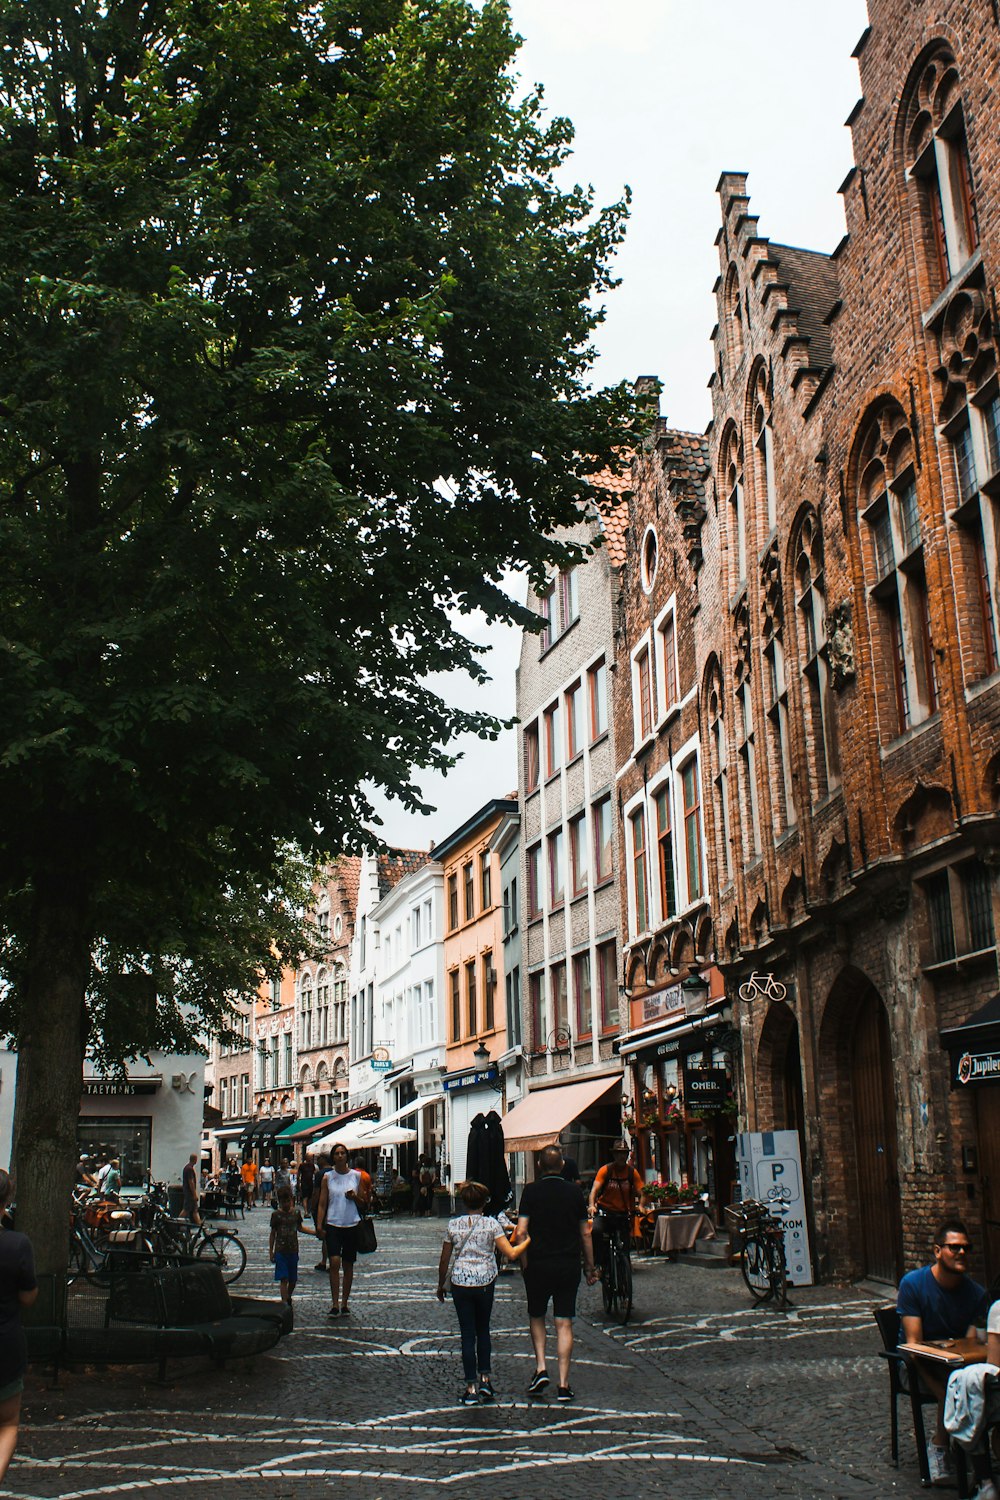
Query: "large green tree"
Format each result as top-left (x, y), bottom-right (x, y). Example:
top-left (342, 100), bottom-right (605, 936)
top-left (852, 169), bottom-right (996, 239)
top-left (0, 0), bottom-right (631, 1272)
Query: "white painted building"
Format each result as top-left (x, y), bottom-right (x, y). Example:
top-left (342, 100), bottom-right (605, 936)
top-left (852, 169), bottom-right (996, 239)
top-left (371, 860), bottom-right (446, 1164)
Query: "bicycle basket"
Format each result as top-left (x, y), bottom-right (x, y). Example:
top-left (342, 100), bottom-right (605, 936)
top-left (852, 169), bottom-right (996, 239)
top-left (723, 1200), bottom-right (768, 1241)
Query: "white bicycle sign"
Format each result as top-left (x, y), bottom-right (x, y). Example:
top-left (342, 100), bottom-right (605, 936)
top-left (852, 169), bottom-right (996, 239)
top-left (737, 971), bottom-right (788, 1004)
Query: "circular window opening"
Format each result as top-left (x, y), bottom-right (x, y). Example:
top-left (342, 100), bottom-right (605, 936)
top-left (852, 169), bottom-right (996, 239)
top-left (333, 913), bottom-right (343, 940)
top-left (641, 526), bottom-right (658, 593)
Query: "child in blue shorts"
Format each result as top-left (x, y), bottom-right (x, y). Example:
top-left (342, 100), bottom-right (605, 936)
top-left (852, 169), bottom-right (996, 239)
top-left (269, 1185), bottom-right (303, 1308)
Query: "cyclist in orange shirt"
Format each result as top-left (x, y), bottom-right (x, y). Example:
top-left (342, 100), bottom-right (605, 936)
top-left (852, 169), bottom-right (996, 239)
top-left (588, 1144), bottom-right (644, 1270)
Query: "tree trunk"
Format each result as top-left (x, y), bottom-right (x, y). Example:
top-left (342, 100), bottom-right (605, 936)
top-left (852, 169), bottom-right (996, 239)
top-left (11, 884), bottom-right (91, 1292)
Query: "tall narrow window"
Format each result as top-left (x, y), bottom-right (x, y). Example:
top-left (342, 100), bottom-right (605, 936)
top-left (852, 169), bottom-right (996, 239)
top-left (722, 424), bottom-right (746, 588)
top-left (450, 969), bottom-right (461, 1041)
top-left (654, 785), bottom-right (675, 922)
top-left (724, 264), bottom-right (744, 370)
top-left (547, 828), bottom-right (565, 908)
top-left (569, 812), bottom-right (588, 896)
top-left (962, 860), bottom-right (995, 952)
top-left (681, 759), bottom-right (703, 903)
top-left (707, 666), bottom-right (733, 882)
top-left (529, 971), bottom-right (545, 1050)
top-left (660, 612), bottom-right (678, 712)
top-left (573, 951), bottom-right (593, 1039)
top-left (588, 659), bottom-right (608, 739)
top-left (524, 722), bottom-right (540, 793)
top-left (794, 513), bottom-right (840, 797)
top-left (463, 861), bottom-right (475, 921)
top-left (526, 844), bottom-right (541, 918)
top-left (597, 942), bottom-right (618, 1032)
top-left (859, 406), bottom-right (936, 736)
top-left (630, 807), bottom-right (649, 935)
top-left (482, 950), bottom-right (495, 1031)
top-left (480, 850), bottom-right (492, 910)
top-left (736, 674), bottom-right (761, 857)
top-left (466, 959), bottom-right (477, 1036)
top-left (925, 871), bottom-right (956, 962)
top-left (634, 644), bottom-right (654, 741)
top-left (565, 681), bottom-right (582, 759)
top-left (752, 365), bottom-right (777, 534)
top-left (950, 410), bottom-right (1000, 680)
top-left (763, 632), bottom-right (796, 833)
top-left (551, 962), bottom-right (568, 1038)
top-left (539, 583), bottom-right (554, 652)
top-left (560, 567), bottom-right (579, 629)
top-left (904, 49), bottom-right (978, 299)
top-left (447, 874), bottom-right (459, 930)
top-left (544, 701), bottom-right (562, 776)
top-left (593, 797), bottom-right (613, 884)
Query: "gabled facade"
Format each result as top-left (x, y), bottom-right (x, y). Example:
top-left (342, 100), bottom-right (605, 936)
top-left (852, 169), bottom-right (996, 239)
top-left (296, 856), bottom-right (360, 1128)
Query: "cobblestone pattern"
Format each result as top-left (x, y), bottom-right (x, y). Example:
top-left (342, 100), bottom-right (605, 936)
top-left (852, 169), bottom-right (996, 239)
top-left (9, 1213), bottom-right (937, 1498)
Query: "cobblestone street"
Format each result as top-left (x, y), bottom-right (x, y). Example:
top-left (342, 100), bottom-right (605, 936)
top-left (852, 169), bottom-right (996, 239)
top-left (5, 1210), bottom-right (945, 1499)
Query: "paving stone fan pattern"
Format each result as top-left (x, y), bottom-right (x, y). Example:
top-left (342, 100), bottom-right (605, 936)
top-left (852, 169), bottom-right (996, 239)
top-left (10, 1213), bottom-right (926, 1498)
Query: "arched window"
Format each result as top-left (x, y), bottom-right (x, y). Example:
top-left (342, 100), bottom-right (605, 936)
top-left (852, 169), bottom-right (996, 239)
top-left (721, 422), bottom-right (746, 589)
top-left (724, 264), bottom-right (744, 370)
top-left (792, 509), bottom-right (841, 796)
top-left (751, 364), bottom-right (777, 534)
top-left (902, 43), bottom-right (978, 300)
top-left (733, 596), bottom-right (760, 858)
top-left (299, 977), bottom-right (313, 1050)
top-left (761, 545), bottom-right (796, 833)
top-left (706, 659), bottom-right (733, 884)
top-left (857, 403), bottom-right (937, 737)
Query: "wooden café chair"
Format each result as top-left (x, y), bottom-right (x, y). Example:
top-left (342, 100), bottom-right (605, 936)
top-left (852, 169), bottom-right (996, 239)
top-left (873, 1305), bottom-right (938, 1484)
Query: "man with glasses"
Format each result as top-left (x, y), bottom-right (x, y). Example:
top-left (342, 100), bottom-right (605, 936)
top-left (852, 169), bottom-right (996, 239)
top-left (898, 1220), bottom-right (990, 1485)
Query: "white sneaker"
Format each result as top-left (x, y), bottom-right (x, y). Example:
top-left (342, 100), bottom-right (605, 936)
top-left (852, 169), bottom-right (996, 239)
top-left (927, 1444), bottom-right (952, 1486)
top-left (972, 1481), bottom-right (999, 1500)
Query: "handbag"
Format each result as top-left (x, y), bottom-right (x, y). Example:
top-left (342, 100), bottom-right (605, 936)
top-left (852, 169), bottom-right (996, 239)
top-left (356, 1211), bottom-right (377, 1254)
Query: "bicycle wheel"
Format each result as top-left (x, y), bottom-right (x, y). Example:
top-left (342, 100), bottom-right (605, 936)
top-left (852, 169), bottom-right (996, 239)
top-left (196, 1229), bottom-right (247, 1283)
top-left (609, 1240), bottom-right (632, 1325)
top-left (600, 1247), bottom-right (617, 1317)
top-left (767, 1235), bottom-right (789, 1307)
top-left (740, 1234), bottom-right (774, 1302)
top-left (737, 981), bottom-right (758, 1004)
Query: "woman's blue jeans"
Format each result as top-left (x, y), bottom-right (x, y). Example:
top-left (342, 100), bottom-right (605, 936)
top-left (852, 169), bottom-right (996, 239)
top-left (451, 1282), bottom-right (495, 1383)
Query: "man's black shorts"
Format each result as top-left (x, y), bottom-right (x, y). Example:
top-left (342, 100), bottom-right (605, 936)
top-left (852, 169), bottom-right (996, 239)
top-left (325, 1224), bottom-right (359, 1264)
top-left (523, 1258), bottom-right (580, 1320)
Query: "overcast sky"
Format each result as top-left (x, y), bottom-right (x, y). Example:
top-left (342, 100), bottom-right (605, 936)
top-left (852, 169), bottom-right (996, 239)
top-left (370, 0), bottom-right (870, 851)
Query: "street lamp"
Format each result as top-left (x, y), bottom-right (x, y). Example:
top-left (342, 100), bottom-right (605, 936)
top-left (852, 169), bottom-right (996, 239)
top-left (681, 972), bottom-right (711, 1015)
top-left (472, 1041), bottom-right (490, 1068)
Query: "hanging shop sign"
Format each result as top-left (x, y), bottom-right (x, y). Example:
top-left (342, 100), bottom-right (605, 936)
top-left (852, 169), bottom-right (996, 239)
top-left (642, 984), bottom-right (683, 1025)
top-left (371, 1044), bottom-right (392, 1073)
top-left (682, 1066), bottom-right (729, 1110)
top-left (951, 1049), bottom-right (1000, 1089)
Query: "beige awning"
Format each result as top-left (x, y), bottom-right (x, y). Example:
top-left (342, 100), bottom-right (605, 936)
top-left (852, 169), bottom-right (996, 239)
top-left (501, 1076), bottom-right (619, 1153)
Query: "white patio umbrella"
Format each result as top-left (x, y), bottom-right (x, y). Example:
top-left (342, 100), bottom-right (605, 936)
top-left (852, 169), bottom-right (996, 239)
top-left (354, 1124), bottom-right (418, 1147)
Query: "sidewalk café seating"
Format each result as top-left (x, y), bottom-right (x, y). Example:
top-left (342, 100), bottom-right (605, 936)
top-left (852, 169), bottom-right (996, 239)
top-left (873, 1305), bottom-right (938, 1484)
top-left (222, 1185), bottom-right (245, 1220)
top-left (27, 1257), bottom-right (289, 1381)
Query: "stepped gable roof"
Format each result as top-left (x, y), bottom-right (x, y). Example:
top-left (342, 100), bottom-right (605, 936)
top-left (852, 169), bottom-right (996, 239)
top-left (376, 847), bottom-right (429, 897)
top-left (657, 427), bottom-right (710, 486)
top-left (589, 466), bottom-right (632, 569)
top-left (331, 854), bottom-right (361, 918)
top-left (768, 243), bottom-right (839, 372)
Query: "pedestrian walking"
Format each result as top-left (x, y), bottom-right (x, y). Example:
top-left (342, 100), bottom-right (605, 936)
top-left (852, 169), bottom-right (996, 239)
top-left (515, 1144), bottom-right (597, 1403)
top-left (180, 1153), bottom-right (202, 1226)
top-left (297, 1154), bottom-right (315, 1209)
top-left (269, 1185), bottom-right (303, 1314)
top-left (241, 1157), bottom-right (257, 1209)
top-left (315, 1142), bottom-right (370, 1318)
top-left (259, 1157), bottom-right (275, 1207)
top-left (436, 1180), bottom-right (529, 1405)
top-left (0, 1169), bottom-right (38, 1483)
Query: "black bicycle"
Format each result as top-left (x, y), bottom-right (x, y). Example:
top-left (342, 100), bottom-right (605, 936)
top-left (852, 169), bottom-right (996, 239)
top-left (143, 1202), bottom-right (247, 1283)
top-left (597, 1211), bottom-right (633, 1325)
top-left (726, 1199), bottom-right (790, 1308)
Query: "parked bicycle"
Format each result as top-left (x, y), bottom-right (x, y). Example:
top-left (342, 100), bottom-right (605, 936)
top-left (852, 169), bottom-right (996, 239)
top-left (69, 1198), bottom-right (153, 1285)
top-left (596, 1211), bottom-right (633, 1325)
top-left (725, 1199), bottom-right (791, 1308)
top-left (142, 1200), bottom-right (247, 1283)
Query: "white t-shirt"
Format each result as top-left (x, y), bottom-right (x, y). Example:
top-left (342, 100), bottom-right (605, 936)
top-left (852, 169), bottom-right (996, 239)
top-left (324, 1169), bottom-right (362, 1228)
top-left (447, 1214), bottom-right (504, 1288)
top-left (988, 1302), bottom-right (1000, 1335)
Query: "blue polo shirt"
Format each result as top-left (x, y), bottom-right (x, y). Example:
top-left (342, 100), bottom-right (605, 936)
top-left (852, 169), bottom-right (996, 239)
top-left (897, 1264), bottom-right (988, 1341)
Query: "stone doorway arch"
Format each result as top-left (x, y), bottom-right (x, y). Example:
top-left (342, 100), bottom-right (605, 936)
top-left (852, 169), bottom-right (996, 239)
top-left (818, 967), bottom-right (903, 1282)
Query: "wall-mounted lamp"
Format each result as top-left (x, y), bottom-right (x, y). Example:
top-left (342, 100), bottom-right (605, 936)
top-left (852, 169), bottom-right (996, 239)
top-left (472, 1041), bottom-right (490, 1068)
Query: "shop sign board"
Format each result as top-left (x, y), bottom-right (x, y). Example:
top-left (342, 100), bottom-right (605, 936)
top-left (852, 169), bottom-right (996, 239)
top-left (735, 1130), bottom-right (813, 1286)
top-left (682, 1066), bottom-right (729, 1109)
top-left (951, 1049), bottom-right (1000, 1088)
top-left (641, 984), bottom-right (682, 1025)
top-left (371, 1044), bottom-right (392, 1073)
top-left (83, 1079), bottom-right (159, 1096)
top-left (443, 1068), bottom-right (498, 1092)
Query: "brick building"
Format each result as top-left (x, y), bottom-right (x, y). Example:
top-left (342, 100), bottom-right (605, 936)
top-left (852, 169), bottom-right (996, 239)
top-left (695, 0), bottom-right (1000, 1282)
top-left (608, 414), bottom-right (738, 1218)
top-left (504, 491), bottom-right (629, 1181)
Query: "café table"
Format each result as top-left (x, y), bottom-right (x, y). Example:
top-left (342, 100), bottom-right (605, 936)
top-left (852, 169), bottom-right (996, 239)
top-left (651, 1209), bottom-right (716, 1256)
top-left (897, 1336), bottom-right (987, 1367)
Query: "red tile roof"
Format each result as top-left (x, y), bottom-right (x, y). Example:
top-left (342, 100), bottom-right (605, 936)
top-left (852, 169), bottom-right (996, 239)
top-left (588, 465), bottom-right (633, 569)
top-left (376, 847), bottom-right (430, 897)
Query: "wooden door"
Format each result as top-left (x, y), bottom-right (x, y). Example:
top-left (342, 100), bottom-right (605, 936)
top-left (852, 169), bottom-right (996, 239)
top-left (976, 1087), bottom-right (1000, 1281)
top-left (851, 990), bottom-right (904, 1282)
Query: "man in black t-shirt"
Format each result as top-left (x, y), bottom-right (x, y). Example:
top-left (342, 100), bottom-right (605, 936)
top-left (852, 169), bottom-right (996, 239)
top-left (516, 1144), bottom-right (597, 1403)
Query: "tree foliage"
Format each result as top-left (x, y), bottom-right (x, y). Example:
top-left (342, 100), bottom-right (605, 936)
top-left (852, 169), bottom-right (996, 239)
top-left (0, 0), bottom-right (632, 1263)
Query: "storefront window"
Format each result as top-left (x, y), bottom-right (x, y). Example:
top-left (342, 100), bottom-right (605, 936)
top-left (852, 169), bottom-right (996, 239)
top-left (77, 1117), bottom-right (151, 1187)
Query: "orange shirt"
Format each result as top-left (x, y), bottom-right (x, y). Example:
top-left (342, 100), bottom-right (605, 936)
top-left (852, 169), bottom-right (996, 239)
top-left (593, 1164), bottom-right (643, 1216)
top-left (241, 1161), bottom-right (257, 1185)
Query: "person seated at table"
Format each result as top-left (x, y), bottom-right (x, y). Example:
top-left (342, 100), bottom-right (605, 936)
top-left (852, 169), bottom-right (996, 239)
top-left (588, 1144), bottom-right (644, 1269)
top-left (898, 1219), bottom-right (990, 1486)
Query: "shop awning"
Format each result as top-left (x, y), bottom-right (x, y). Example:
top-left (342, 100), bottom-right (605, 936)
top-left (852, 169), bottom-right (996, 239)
top-left (501, 1076), bottom-right (619, 1154)
top-left (616, 998), bottom-right (728, 1060)
top-left (249, 1114), bottom-right (297, 1143)
top-left (274, 1114), bottom-right (335, 1144)
top-left (372, 1094), bottom-right (444, 1130)
top-left (213, 1126), bottom-right (247, 1142)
